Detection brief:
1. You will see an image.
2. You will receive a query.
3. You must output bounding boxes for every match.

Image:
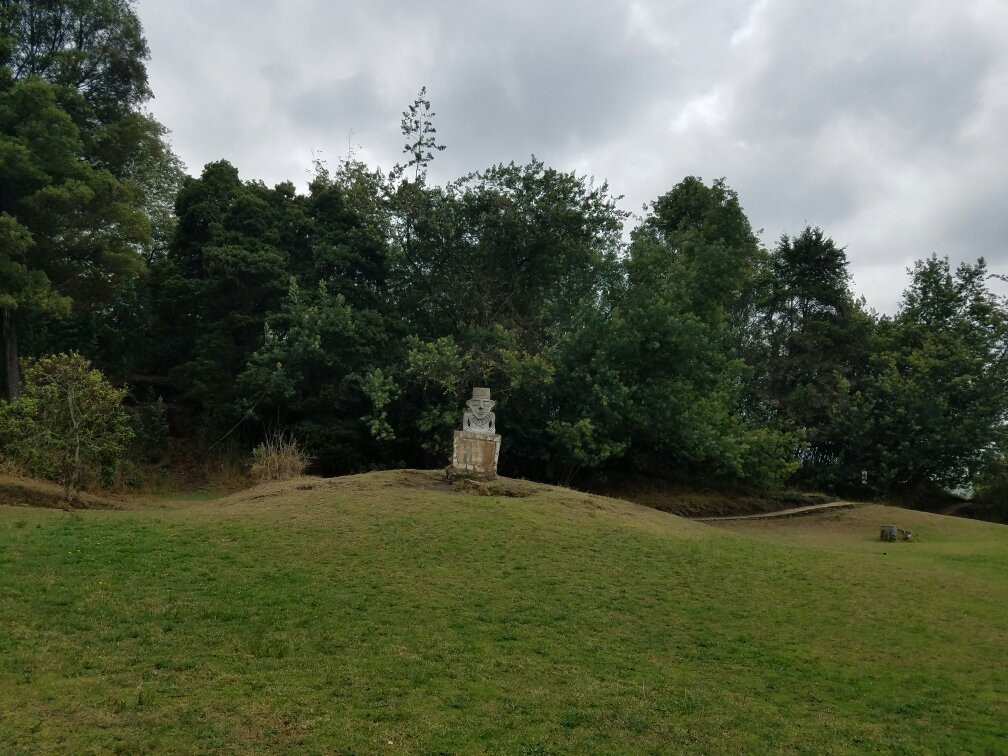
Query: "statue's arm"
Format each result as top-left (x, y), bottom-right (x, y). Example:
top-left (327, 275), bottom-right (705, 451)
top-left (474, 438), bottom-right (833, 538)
top-left (462, 410), bottom-right (472, 431)
top-left (489, 412), bottom-right (496, 434)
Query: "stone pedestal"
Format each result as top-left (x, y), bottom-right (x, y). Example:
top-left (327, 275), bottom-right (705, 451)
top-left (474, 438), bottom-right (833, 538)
top-left (449, 430), bottom-right (501, 479)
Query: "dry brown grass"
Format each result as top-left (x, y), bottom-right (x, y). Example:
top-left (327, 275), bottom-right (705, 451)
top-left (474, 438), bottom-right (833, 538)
top-left (0, 457), bottom-right (28, 477)
top-left (249, 431), bottom-right (313, 483)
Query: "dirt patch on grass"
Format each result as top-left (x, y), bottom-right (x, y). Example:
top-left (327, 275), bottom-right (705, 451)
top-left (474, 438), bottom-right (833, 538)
top-left (0, 475), bottom-right (125, 510)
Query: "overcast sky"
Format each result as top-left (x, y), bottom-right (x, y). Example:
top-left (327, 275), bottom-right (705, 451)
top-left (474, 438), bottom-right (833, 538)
top-left (136, 0), bottom-right (1008, 312)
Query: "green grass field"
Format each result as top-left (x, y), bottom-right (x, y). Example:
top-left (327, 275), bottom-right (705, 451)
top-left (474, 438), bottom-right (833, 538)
top-left (1, 470), bottom-right (1006, 752)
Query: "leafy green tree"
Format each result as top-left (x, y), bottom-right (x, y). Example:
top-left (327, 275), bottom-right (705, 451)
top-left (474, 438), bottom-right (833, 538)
top-left (0, 0), bottom-right (150, 119)
top-left (297, 157), bottom-right (391, 310)
top-left (608, 213), bottom-right (798, 489)
top-left (0, 0), bottom-right (172, 184)
top-left (147, 161), bottom-right (304, 437)
top-left (761, 226), bottom-right (874, 487)
top-left (0, 0), bottom-right (181, 236)
top-left (152, 157), bottom-right (400, 454)
top-left (389, 159), bottom-right (627, 479)
top-left (972, 448), bottom-right (1008, 522)
top-left (0, 0), bottom-right (179, 396)
top-left (640, 176), bottom-right (765, 328)
top-left (832, 256), bottom-right (1008, 493)
top-left (389, 159), bottom-right (625, 342)
top-left (0, 352), bottom-right (132, 501)
top-left (0, 75), bottom-right (147, 399)
top-left (240, 278), bottom-right (397, 473)
top-left (454, 160), bottom-right (624, 334)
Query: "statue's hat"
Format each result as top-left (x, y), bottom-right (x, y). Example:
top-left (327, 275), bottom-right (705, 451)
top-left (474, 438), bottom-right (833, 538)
top-left (471, 387), bottom-right (491, 400)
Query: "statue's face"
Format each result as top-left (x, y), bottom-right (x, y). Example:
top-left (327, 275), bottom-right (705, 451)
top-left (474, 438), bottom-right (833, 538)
top-left (466, 398), bottom-right (495, 420)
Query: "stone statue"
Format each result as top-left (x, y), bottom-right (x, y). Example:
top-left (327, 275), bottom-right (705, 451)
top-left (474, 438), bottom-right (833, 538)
top-left (462, 387), bottom-right (496, 435)
top-left (447, 387), bottom-right (501, 479)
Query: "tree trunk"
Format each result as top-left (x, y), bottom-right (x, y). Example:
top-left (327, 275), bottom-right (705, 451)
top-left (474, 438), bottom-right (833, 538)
top-left (2, 307), bottom-right (19, 401)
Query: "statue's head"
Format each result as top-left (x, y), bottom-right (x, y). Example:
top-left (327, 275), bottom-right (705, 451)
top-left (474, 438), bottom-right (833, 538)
top-left (466, 387), bottom-right (495, 420)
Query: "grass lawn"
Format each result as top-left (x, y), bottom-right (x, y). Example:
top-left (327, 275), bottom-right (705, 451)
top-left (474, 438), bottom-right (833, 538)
top-left (1, 470), bottom-right (1006, 752)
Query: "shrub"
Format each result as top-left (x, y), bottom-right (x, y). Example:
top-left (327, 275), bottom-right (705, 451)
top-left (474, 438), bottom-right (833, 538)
top-left (250, 431), bottom-right (312, 482)
top-left (0, 353), bottom-right (132, 502)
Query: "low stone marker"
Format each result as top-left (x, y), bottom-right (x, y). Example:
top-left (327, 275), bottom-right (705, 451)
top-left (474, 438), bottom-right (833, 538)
top-left (880, 524), bottom-right (914, 542)
top-left (446, 387), bottom-right (501, 480)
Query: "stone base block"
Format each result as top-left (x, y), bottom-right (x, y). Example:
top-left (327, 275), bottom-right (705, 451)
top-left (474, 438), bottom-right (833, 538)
top-left (448, 431), bottom-right (501, 479)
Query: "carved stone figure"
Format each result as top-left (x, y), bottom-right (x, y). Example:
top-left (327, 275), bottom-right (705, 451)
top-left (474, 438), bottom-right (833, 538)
top-left (462, 387), bottom-right (496, 435)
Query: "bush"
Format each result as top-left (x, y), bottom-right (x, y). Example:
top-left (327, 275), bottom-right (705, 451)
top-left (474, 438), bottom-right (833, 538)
top-left (0, 353), bottom-right (133, 501)
top-left (250, 431), bottom-right (312, 482)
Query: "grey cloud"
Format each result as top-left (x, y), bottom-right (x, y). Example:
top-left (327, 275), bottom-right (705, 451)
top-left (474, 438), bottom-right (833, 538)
top-left (284, 74), bottom-right (384, 135)
top-left (937, 185), bottom-right (1008, 262)
top-left (736, 24), bottom-right (993, 144)
top-left (428, 2), bottom-right (673, 177)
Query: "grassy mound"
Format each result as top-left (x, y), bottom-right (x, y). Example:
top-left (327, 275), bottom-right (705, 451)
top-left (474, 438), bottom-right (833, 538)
top-left (1, 470), bottom-right (1005, 751)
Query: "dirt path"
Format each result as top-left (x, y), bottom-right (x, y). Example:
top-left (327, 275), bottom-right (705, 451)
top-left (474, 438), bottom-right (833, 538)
top-left (694, 500), bottom-right (858, 522)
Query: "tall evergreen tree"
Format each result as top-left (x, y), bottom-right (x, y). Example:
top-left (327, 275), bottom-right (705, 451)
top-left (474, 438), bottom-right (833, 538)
top-left (0, 75), bottom-right (147, 399)
top-left (0, 0), bottom-right (179, 397)
top-left (761, 226), bottom-right (873, 488)
top-left (147, 161), bottom-right (304, 437)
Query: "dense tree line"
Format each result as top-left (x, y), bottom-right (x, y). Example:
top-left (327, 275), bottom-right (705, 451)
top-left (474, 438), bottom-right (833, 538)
top-left (2, 1), bottom-right (1006, 503)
